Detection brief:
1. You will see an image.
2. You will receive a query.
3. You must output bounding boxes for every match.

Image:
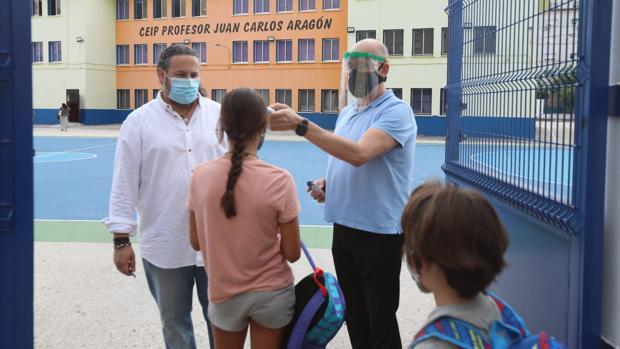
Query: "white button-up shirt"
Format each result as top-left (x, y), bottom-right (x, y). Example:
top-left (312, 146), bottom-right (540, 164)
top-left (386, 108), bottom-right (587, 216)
top-left (103, 92), bottom-right (227, 269)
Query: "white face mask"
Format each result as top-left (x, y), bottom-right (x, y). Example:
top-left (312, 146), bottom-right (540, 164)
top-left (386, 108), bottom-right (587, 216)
top-left (407, 261), bottom-right (431, 294)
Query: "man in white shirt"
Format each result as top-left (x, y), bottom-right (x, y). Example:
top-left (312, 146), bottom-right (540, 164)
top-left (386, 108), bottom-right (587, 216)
top-left (103, 45), bottom-right (226, 349)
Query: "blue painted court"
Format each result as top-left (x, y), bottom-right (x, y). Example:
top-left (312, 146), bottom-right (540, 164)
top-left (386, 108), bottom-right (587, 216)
top-left (33, 137), bottom-right (446, 225)
top-left (34, 136), bottom-right (576, 225)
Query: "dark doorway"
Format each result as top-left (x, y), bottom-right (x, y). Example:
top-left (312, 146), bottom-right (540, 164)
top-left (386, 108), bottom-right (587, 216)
top-left (66, 89), bottom-right (80, 122)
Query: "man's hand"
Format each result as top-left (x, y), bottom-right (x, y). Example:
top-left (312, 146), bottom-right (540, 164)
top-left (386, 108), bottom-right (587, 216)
top-left (114, 245), bottom-right (136, 276)
top-left (308, 178), bottom-right (326, 203)
top-left (113, 233), bottom-right (136, 276)
top-left (269, 104), bottom-right (304, 131)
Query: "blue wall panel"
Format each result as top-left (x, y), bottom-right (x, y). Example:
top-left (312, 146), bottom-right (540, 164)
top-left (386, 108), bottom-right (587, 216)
top-left (415, 116), bottom-right (447, 136)
top-left (490, 200), bottom-right (573, 342)
top-left (81, 109), bottom-right (131, 125)
top-left (34, 110), bottom-right (535, 139)
top-left (299, 112), bottom-right (338, 130)
top-left (34, 109), bottom-right (131, 125)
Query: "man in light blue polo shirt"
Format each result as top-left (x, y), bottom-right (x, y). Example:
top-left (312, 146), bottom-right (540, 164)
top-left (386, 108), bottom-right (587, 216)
top-left (269, 39), bottom-right (417, 349)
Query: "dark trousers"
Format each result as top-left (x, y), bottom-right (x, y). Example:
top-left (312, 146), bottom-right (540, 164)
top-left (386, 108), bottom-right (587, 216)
top-left (332, 223), bottom-right (404, 349)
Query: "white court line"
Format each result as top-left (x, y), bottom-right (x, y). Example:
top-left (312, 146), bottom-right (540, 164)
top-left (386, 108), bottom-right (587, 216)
top-left (34, 219), bottom-right (333, 229)
top-left (35, 142), bottom-right (116, 159)
top-left (35, 152), bottom-right (98, 163)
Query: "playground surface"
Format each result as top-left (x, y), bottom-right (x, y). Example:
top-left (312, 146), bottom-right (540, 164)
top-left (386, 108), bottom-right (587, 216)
top-left (33, 125), bottom-right (439, 348)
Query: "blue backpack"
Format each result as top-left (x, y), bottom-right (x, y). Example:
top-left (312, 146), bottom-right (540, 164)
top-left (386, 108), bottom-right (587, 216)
top-left (410, 292), bottom-right (568, 349)
top-left (283, 242), bottom-right (346, 349)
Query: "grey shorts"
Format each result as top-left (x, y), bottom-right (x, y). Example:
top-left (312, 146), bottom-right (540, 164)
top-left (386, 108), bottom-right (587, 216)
top-left (208, 285), bottom-right (295, 332)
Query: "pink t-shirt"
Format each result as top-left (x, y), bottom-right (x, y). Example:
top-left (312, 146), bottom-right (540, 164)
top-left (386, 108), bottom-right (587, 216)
top-left (188, 156), bottom-right (300, 303)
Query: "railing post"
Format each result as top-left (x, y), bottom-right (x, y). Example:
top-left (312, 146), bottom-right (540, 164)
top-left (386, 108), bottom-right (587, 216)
top-left (576, 0), bottom-right (613, 348)
top-left (445, 0), bottom-right (464, 163)
top-left (602, 0), bottom-right (620, 347)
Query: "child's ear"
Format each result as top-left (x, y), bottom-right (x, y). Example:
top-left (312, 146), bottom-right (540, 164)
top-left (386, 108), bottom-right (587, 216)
top-left (418, 257), bottom-right (434, 275)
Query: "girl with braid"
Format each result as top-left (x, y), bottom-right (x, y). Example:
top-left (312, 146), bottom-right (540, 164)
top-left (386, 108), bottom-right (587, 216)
top-left (188, 88), bottom-right (301, 349)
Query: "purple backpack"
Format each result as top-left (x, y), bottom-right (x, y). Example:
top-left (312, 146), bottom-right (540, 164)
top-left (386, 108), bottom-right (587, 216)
top-left (283, 242), bottom-right (346, 349)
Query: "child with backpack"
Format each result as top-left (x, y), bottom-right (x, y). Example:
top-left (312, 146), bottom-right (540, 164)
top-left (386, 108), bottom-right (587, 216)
top-left (188, 88), bottom-right (301, 349)
top-left (402, 182), bottom-right (567, 349)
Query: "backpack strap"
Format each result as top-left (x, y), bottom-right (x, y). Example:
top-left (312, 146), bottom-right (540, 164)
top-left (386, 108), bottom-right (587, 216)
top-left (411, 317), bottom-right (491, 349)
top-left (485, 292), bottom-right (530, 337)
top-left (286, 291), bottom-right (325, 349)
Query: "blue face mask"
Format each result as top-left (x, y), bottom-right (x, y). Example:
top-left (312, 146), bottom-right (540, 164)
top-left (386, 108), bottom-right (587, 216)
top-left (165, 75), bottom-right (200, 105)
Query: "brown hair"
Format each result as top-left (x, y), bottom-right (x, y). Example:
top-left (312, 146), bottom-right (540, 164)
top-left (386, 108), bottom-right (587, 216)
top-left (218, 88), bottom-right (268, 218)
top-left (401, 182), bottom-right (509, 298)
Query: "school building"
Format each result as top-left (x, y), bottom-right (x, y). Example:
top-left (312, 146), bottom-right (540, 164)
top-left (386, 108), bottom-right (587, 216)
top-left (348, 0), bottom-right (449, 122)
top-left (31, 0), bottom-right (457, 133)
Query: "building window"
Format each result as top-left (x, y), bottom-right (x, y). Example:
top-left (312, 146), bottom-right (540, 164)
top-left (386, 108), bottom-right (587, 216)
top-left (256, 89), bottom-right (269, 104)
top-left (254, 0), bottom-right (269, 13)
top-left (441, 27), bottom-right (449, 55)
top-left (117, 90), bottom-right (130, 109)
top-left (474, 26), bottom-right (496, 54)
top-left (411, 88), bottom-right (432, 115)
top-left (116, 0), bottom-right (129, 19)
top-left (356, 30), bottom-right (376, 42)
top-left (322, 38), bottom-right (339, 62)
top-left (212, 89), bottom-right (226, 103)
top-left (298, 90), bottom-right (315, 112)
top-left (172, 0), bottom-right (186, 17)
top-left (253, 41), bottom-right (270, 63)
top-left (298, 39), bottom-right (315, 62)
top-left (299, 0), bottom-right (315, 11)
top-left (134, 44), bottom-right (148, 65)
top-left (48, 0), bottom-right (61, 15)
top-left (153, 43), bottom-right (167, 64)
top-left (191, 42), bottom-right (207, 63)
top-left (277, 0), bottom-right (293, 12)
top-left (192, 0), bottom-right (206, 16)
top-left (232, 41), bottom-right (248, 63)
top-left (153, 89), bottom-right (160, 99)
top-left (321, 90), bottom-right (338, 113)
top-left (32, 0), bottom-right (42, 16)
top-left (135, 89), bottom-right (148, 108)
top-left (413, 28), bottom-right (434, 55)
top-left (134, 0), bottom-right (146, 19)
top-left (391, 88), bottom-right (403, 99)
top-left (276, 40), bottom-right (292, 62)
top-left (48, 41), bottom-right (62, 62)
top-left (116, 45), bottom-right (130, 65)
top-left (153, 0), bottom-right (167, 18)
top-left (323, 0), bottom-right (339, 10)
top-left (233, 0), bottom-right (248, 14)
top-left (384, 30), bottom-right (404, 56)
top-left (440, 88), bottom-right (447, 115)
top-left (32, 42), bottom-right (43, 63)
top-left (276, 89), bottom-right (292, 106)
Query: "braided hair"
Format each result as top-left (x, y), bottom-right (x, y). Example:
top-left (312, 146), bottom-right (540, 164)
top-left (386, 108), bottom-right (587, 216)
top-left (218, 88), bottom-right (268, 218)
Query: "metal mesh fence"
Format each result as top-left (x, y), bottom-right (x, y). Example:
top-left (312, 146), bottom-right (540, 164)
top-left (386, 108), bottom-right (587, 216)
top-left (444, 0), bottom-right (582, 230)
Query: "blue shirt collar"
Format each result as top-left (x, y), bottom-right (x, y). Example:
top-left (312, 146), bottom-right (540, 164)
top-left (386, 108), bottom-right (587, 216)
top-left (353, 89), bottom-right (395, 111)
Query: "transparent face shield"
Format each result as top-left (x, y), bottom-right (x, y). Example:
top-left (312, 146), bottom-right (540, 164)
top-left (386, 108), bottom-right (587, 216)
top-left (339, 51), bottom-right (388, 110)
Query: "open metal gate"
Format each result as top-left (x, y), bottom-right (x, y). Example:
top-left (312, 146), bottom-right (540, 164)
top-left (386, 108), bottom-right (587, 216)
top-left (0, 0), bottom-right (34, 348)
top-left (443, 0), bottom-right (612, 348)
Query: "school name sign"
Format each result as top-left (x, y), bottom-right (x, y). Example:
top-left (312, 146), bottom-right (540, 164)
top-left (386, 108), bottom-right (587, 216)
top-left (138, 16), bottom-right (335, 37)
